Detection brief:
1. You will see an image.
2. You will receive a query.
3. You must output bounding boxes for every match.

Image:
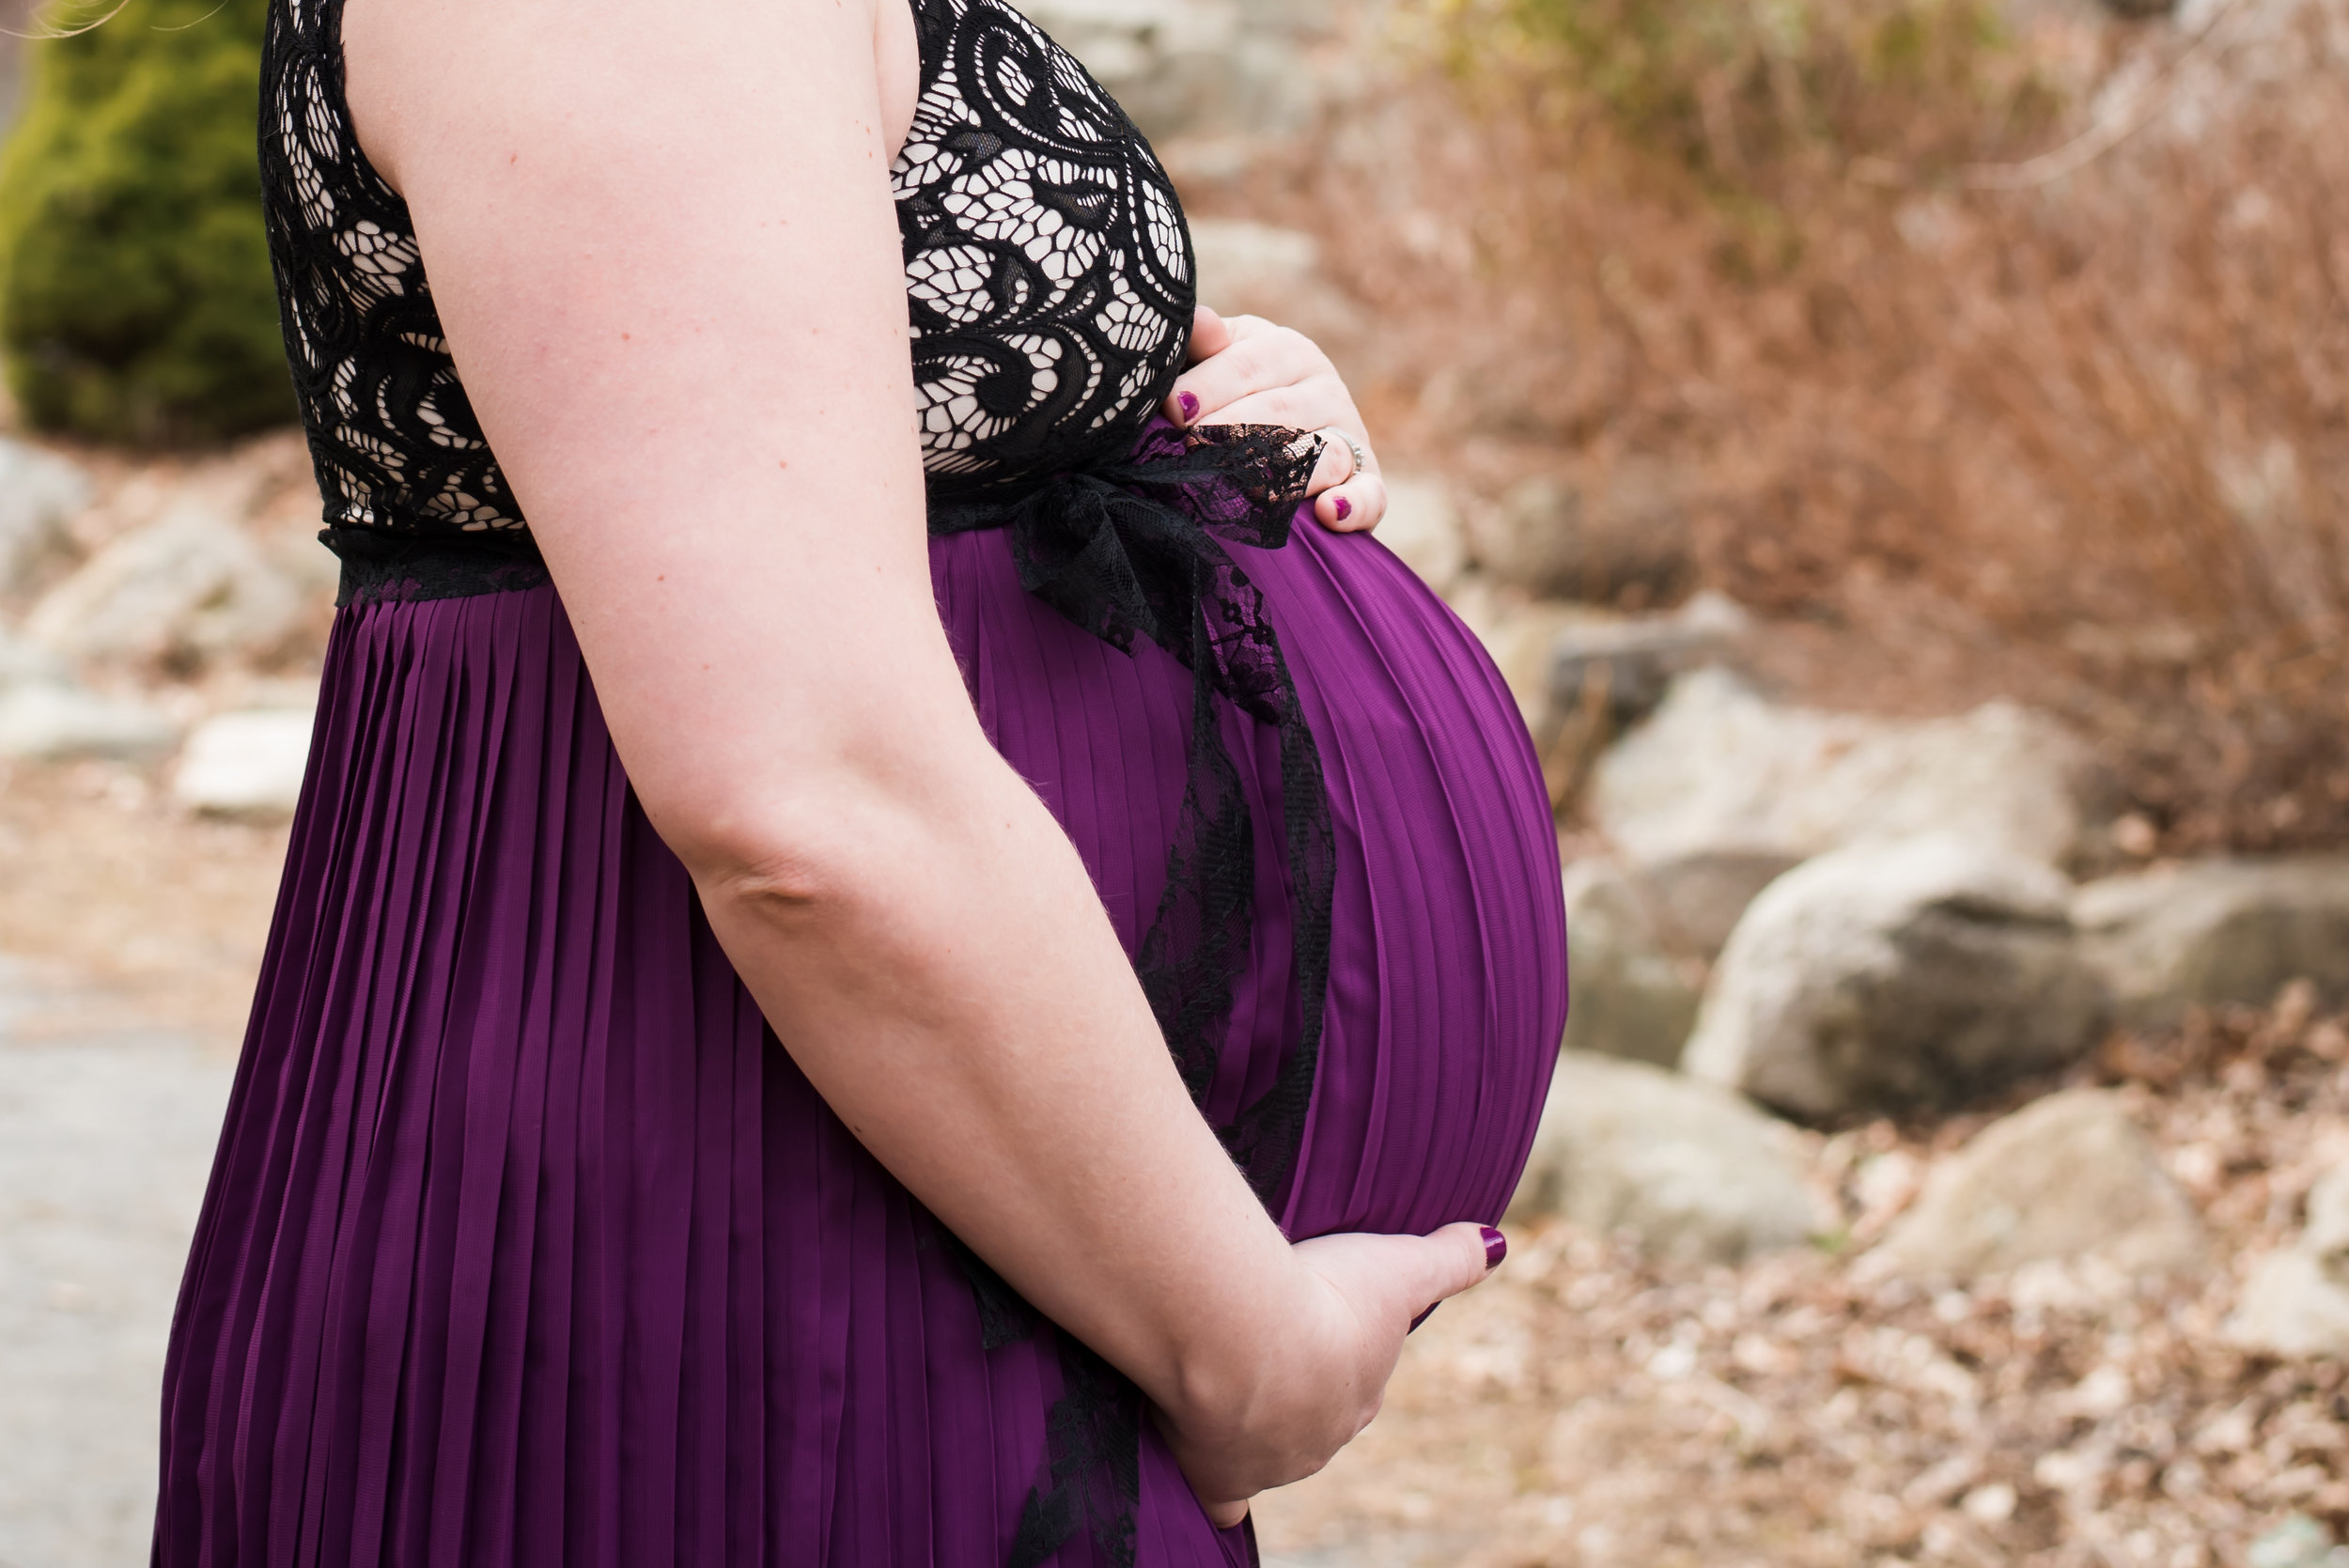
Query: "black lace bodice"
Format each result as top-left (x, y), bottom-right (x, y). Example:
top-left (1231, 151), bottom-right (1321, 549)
top-left (257, 0), bottom-right (1199, 536)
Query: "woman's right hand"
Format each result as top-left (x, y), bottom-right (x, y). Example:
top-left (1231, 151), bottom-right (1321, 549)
top-left (1159, 1221), bottom-right (1507, 1526)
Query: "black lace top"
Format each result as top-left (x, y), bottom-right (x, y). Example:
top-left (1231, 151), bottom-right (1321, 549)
top-left (257, 0), bottom-right (1199, 536)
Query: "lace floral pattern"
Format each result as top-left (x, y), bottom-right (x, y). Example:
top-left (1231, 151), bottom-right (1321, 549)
top-left (257, 0), bottom-right (1196, 536)
top-left (894, 0), bottom-right (1195, 495)
top-left (259, 0), bottom-right (523, 533)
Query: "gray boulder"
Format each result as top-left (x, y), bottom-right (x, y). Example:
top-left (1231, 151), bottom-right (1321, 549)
top-left (1561, 859), bottom-right (1703, 1067)
top-left (0, 618), bottom-right (65, 688)
top-left (1186, 218), bottom-right (1363, 343)
top-left (1619, 848), bottom-right (1801, 964)
top-left (172, 709), bottom-right (316, 815)
top-left (1684, 837), bottom-right (2111, 1119)
top-left (0, 437), bottom-right (92, 598)
top-left (1507, 1049), bottom-right (1819, 1264)
top-left (2246, 1518), bottom-right (2349, 1568)
top-left (0, 682), bottom-right (177, 761)
top-left (1548, 589), bottom-right (1750, 728)
top-left (2229, 1163), bottom-right (2349, 1358)
top-left (1446, 588), bottom-right (1611, 734)
top-left (2075, 857), bottom-right (2349, 1026)
top-left (1465, 459), bottom-right (1695, 602)
top-left (1871, 1089), bottom-right (2208, 1281)
top-left (1375, 474), bottom-right (1466, 594)
top-left (1595, 669), bottom-right (2103, 872)
top-left (1011, 0), bottom-right (1332, 145)
top-left (24, 495), bottom-right (309, 670)
top-left (1188, 219), bottom-right (1318, 310)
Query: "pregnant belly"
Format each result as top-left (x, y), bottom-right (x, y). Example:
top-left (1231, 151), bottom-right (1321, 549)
top-left (928, 508), bottom-right (1566, 1244)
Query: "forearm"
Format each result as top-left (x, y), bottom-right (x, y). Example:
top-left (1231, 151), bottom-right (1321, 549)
top-left (684, 729), bottom-right (1309, 1431)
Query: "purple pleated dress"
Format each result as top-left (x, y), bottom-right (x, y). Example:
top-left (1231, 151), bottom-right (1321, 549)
top-left (160, 0), bottom-right (1567, 1561)
top-left (156, 495), bottom-right (1564, 1568)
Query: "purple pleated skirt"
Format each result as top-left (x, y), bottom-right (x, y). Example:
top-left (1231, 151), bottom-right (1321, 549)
top-left (153, 504), bottom-right (1566, 1568)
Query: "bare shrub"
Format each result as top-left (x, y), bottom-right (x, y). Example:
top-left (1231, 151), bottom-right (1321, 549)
top-left (1215, 0), bottom-right (2349, 854)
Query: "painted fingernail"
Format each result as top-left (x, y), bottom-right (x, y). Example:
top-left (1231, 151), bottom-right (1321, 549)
top-left (1409, 1303), bottom-right (1439, 1332)
top-left (1176, 391), bottom-right (1199, 422)
top-left (1332, 495), bottom-right (1352, 521)
top-left (1480, 1226), bottom-right (1507, 1269)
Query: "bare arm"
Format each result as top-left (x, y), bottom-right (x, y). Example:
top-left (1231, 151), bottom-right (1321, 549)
top-left (342, 0), bottom-right (1494, 1514)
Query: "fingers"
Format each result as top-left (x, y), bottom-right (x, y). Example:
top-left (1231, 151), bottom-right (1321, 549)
top-left (1163, 318), bottom-right (1329, 427)
top-left (1160, 308), bottom-right (1385, 533)
top-left (1410, 1221), bottom-right (1508, 1318)
top-left (1201, 1498), bottom-right (1250, 1529)
top-left (1314, 468), bottom-right (1386, 533)
top-left (1288, 1221), bottom-right (1507, 1338)
top-left (1185, 303), bottom-right (1234, 365)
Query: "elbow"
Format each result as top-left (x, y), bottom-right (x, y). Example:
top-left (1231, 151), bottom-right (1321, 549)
top-left (658, 787), bottom-right (883, 929)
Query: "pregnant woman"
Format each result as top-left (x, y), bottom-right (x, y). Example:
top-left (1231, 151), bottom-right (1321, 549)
top-left (153, 0), bottom-right (1566, 1561)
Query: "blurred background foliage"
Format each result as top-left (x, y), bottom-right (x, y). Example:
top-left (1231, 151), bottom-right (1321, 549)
top-left (1441, 0), bottom-right (2066, 221)
top-left (0, 0), bottom-right (287, 443)
top-left (1234, 0), bottom-right (2349, 856)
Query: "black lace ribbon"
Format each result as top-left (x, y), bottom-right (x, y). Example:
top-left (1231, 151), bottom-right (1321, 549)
top-left (322, 523), bottom-right (551, 606)
top-left (929, 422), bottom-right (1336, 1568)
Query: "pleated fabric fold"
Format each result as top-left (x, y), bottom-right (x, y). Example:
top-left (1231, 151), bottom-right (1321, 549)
top-left (156, 513), bottom-right (1563, 1568)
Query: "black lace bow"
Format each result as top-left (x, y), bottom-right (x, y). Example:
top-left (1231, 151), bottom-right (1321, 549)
top-left (929, 423), bottom-right (1337, 1568)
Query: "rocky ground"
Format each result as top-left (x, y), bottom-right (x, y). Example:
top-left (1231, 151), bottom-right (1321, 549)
top-left (1253, 1002), bottom-right (2349, 1567)
top-left (6, 759), bottom-right (2347, 1567)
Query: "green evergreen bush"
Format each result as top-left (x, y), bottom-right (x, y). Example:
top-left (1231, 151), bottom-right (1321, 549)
top-left (0, 0), bottom-right (289, 442)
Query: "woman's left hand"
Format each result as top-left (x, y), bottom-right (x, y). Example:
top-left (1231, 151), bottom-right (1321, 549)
top-left (1163, 305), bottom-right (1384, 534)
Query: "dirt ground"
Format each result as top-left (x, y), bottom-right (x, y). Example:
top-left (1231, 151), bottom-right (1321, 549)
top-left (0, 756), bottom-right (289, 1051)
top-left (4, 754), bottom-right (2345, 1568)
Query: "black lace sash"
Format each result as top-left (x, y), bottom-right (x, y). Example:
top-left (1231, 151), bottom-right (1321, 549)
top-left (930, 422), bottom-right (1334, 1568)
top-left (324, 524), bottom-right (551, 605)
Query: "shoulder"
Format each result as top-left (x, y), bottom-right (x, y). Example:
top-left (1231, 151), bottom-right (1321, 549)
top-left (341, 0), bottom-right (896, 199)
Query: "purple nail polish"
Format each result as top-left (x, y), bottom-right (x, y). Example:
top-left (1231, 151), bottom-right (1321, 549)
top-left (1332, 495), bottom-right (1351, 522)
top-left (1480, 1226), bottom-right (1507, 1269)
top-left (1176, 391), bottom-right (1199, 421)
top-left (1409, 1303), bottom-right (1439, 1333)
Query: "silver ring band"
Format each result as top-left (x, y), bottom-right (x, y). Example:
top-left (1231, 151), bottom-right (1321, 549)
top-left (1316, 427), bottom-right (1370, 486)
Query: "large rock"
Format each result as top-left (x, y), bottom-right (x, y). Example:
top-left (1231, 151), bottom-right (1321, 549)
top-left (1618, 848), bottom-right (1800, 964)
top-left (172, 708), bottom-right (315, 815)
top-left (1010, 0), bottom-right (1331, 145)
top-left (2246, 1517), bottom-right (2349, 1568)
top-left (1189, 219), bottom-right (1318, 311)
top-left (0, 681), bottom-right (177, 761)
top-left (0, 618), bottom-right (65, 688)
top-left (1375, 474), bottom-right (1467, 594)
top-left (1547, 590), bottom-right (1750, 727)
top-left (0, 437), bottom-right (92, 598)
top-left (1464, 459), bottom-right (1695, 602)
top-left (1561, 859), bottom-right (1703, 1067)
top-left (23, 494), bottom-right (309, 669)
top-left (2075, 857), bottom-right (2349, 1026)
top-left (1507, 1049), bottom-right (1818, 1263)
top-left (1684, 837), bottom-right (2111, 1119)
top-left (1187, 218), bottom-right (1363, 342)
top-left (1595, 668), bottom-right (2103, 872)
top-left (1871, 1089), bottom-right (2208, 1280)
top-left (2229, 1163), bottom-right (2349, 1358)
top-left (1446, 588), bottom-right (1612, 734)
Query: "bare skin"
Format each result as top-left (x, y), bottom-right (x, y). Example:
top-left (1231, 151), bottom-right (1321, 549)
top-left (340, 0), bottom-right (1488, 1526)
